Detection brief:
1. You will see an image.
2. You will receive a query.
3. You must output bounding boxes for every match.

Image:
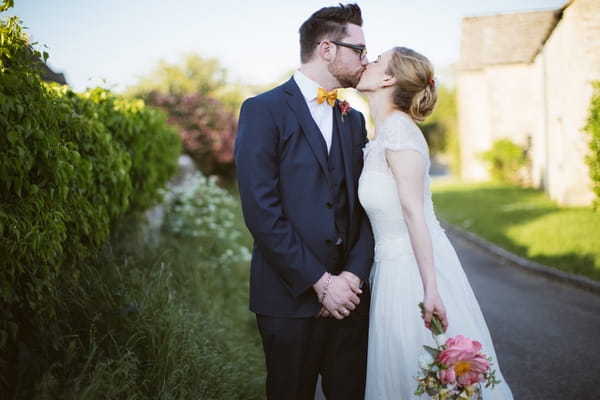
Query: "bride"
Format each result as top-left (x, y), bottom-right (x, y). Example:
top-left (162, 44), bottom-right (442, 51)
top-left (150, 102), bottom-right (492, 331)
top-left (356, 47), bottom-right (514, 399)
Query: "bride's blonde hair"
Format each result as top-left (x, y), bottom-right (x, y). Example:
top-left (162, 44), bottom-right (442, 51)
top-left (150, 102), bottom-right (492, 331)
top-left (386, 47), bottom-right (437, 122)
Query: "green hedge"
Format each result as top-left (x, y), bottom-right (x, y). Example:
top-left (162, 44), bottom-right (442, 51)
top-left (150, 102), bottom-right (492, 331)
top-left (585, 82), bottom-right (600, 209)
top-left (0, 14), bottom-right (180, 350)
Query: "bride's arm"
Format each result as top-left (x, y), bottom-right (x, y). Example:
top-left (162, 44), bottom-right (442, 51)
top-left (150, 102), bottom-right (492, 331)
top-left (385, 149), bottom-right (448, 331)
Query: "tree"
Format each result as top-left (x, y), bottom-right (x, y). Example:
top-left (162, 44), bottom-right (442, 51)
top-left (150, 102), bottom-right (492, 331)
top-left (146, 91), bottom-right (237, 181)
top-left (419, 84), bottom-right (460, 175)
top-left (126, 53), bottom-right (248, 116)
top-left (126, 54), bottom-right (247, 182)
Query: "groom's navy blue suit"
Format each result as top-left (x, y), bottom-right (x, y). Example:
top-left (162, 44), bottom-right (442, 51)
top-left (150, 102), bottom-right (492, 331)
top-left (235, 77), bottom-right (374, 400)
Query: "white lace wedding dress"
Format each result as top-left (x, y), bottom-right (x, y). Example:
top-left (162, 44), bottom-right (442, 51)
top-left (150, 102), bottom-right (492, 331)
top-left (359, 112), bottom-right (514, 399)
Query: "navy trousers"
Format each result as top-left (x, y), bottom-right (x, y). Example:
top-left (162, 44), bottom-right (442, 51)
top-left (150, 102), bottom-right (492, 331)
top-left (256, 285), bottom-right (370, 400)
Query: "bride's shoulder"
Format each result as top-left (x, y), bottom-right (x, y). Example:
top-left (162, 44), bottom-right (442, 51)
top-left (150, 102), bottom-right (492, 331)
top-left (378, 112), bottom-right (429, 156)
top-left (380, 112), bottom-right (422, 141)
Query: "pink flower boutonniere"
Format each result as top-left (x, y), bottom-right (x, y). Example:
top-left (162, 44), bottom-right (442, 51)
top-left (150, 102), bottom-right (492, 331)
top-left (339, 100), bottom-right (350, 122)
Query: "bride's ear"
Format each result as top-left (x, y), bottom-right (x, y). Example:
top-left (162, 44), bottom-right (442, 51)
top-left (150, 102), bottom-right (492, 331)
top-left (380, 75), bottom-right (396, 88)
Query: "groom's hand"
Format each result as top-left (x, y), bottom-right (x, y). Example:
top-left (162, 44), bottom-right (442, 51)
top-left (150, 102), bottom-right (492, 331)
top-left (315, 306), bottom-right (329, 318)
top-left (314, 273), bottom-right (362, 320)
top-left (339, 271), bottom-right (362, 289)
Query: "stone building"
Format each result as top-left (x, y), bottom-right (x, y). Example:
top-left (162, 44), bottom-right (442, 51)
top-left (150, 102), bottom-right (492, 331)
top-left (456, 0), bottom-right (600, 205)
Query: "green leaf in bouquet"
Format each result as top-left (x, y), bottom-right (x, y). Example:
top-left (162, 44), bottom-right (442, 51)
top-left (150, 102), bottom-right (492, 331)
top-left (422, 344), bottom-right (440, 359)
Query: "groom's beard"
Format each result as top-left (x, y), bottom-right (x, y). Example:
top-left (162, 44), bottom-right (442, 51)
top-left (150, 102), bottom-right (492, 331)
top-left (329, 56), bottom-right (364, 88)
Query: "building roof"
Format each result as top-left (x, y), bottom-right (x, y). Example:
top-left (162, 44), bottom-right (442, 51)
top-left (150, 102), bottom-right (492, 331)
top-left (458, 8), bottom-right (562, 71)
top-left (39, 62), bottom-right (67, 85)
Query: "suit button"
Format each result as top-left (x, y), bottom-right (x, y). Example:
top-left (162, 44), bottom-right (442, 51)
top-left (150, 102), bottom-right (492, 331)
top-left (326, 202), bottom-right (333, 208)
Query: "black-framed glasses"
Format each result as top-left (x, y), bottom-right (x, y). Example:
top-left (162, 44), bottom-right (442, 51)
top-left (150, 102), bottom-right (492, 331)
top-left (326, 40), bottom-right (367, 60)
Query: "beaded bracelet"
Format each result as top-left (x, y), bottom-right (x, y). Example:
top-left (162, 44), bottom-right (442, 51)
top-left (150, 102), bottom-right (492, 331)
top-left (319, 273), bottom-right (332, 303)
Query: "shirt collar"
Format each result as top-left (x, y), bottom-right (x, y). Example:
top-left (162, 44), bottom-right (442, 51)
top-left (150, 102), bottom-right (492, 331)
top-left (293, 69), bottom-right (320, 103)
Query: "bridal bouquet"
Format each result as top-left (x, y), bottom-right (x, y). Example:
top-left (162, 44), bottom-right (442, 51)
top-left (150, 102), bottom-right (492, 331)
top-left (414, 303), bottom-right (500, 400)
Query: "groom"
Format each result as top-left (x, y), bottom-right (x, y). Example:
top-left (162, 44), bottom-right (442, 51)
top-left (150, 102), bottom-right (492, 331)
top-left (235, 3), bottom-right (374, 400)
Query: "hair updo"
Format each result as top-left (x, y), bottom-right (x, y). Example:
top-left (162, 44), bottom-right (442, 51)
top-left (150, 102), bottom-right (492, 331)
top-left (385, 47), bottom-right (437, 122)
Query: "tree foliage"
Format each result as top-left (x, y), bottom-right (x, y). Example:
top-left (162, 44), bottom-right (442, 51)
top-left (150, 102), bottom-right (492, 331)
top-left (146, 91), bottom-right (237, 181)
top-left (0, 0), bottom-right (13, 12)
top-left (585, 82), bottom-right (600, 210)
top-left (125, 53), bottom-right (247, 116)
top-left (419, 84), bottom-right (460, 175)
top-left (129, 54), bottom-right (227, 97)
top-left (127, 54), bottom-right (243, 182)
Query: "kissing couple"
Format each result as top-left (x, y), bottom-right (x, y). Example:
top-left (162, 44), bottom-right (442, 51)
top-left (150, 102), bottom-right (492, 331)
top-left (235, 3), bottom-right (514, 399)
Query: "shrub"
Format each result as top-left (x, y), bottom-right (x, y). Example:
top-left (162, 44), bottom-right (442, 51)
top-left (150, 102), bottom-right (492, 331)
top-left (145, 91), bottom-right (237, 182)
top-left (585, 82), bottom-right (600, 210)
top-left (480, 139), bottom-right (528, 185)
top-left (59, 86), bottom-right (182, 213)
top-left (162, 172), bottom-right (251, 267)
top-left (0, 9), bottom-right (180, 385)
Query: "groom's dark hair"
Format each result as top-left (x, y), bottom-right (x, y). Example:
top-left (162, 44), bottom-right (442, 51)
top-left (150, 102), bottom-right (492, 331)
top-left (299, 3), bottom-right (363, 63)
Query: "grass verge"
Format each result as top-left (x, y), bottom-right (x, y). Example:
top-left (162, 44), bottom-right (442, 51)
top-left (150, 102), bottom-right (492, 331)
top-left (431, 181), bottom-right (600, 282)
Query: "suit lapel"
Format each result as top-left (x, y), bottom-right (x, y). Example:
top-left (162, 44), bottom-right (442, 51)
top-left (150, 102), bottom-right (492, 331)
top-left (334, 100), bottom-right (356, 219)
top-left (284, 79), bottom-right (329, 178)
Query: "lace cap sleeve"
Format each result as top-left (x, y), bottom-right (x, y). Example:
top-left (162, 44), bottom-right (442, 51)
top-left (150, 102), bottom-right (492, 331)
top-left (380, 113), bottom-right (429, 160)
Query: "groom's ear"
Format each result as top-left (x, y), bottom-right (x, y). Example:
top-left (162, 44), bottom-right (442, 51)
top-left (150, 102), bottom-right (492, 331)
top-left (318, 41), bottom-right (335, 62)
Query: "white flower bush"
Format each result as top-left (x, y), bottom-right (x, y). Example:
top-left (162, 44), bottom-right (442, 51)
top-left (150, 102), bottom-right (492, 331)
top-left (162, 172), bottom-right (251, 266)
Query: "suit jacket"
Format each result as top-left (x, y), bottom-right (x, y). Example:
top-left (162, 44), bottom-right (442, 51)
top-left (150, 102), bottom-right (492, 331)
top-left (234, 77), bottom-right (374, 318)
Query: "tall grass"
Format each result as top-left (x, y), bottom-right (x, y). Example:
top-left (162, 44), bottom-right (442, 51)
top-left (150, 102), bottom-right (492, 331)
top-left (19, 172), bottom-right (264, 399)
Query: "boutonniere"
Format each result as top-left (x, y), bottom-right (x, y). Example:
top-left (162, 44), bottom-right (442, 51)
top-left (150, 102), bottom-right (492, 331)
top-left (338, 100), bottom-right (350, 122)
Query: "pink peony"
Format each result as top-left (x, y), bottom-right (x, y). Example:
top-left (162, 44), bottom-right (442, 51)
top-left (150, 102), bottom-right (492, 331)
top-left (437, 335), bottom-right (490, 386)
top-left (439, 367), bottom-right (457, 384)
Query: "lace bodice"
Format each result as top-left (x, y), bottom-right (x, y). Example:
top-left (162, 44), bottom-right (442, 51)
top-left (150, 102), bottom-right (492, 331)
top-left (362, 112), bottom-right (430, 173)
top-left (358, 112), bottom-right (440, 260)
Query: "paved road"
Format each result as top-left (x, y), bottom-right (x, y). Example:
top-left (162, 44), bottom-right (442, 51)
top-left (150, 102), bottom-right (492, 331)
top-left (316, 230), bottom-right (600, 399)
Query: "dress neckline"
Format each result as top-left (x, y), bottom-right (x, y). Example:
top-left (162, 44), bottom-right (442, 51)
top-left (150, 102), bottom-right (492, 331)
top-left (373, 111), bottom-right (412, 140)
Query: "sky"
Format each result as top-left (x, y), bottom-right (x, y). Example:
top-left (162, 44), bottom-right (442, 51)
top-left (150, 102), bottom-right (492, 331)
top-left (6, 0), bottom-right (566, 92)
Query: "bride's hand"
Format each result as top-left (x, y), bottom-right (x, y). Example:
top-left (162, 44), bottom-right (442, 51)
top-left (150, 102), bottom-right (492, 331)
top-left (422, 291), bottom-right (448, 332)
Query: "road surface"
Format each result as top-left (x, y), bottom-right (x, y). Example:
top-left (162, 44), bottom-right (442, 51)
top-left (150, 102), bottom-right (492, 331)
top-left (315, 230), bottom-right (600, 399)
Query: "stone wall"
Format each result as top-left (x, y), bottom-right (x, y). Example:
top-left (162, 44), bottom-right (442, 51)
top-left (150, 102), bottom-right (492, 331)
top-left (457, 0), bottom-right (600, 205)
top-left (533, 0), bottom-right (600, 205)
top-left (457, 64), bottom-right (535, 181)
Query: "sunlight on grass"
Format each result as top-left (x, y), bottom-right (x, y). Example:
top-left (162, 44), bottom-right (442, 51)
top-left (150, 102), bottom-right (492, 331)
top-left (431, 181), bottom-right (600, 281)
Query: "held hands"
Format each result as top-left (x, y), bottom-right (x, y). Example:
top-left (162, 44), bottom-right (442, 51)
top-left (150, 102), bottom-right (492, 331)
top-left (313, 272), bottom-right (362, 320)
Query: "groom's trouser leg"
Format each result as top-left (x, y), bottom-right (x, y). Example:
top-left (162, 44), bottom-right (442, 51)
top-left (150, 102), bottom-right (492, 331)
top-left (256, 315), bottom-right (328, 400)
top-left (320, 284), bottom-right (370, 400)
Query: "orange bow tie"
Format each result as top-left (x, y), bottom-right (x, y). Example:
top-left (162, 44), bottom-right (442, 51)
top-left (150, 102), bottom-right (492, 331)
top-left (317, 87), bottom-right (338, 107)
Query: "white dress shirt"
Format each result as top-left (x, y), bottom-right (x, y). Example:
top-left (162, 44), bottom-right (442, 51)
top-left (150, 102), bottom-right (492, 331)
top-left (293, 70), bottom-right (334, 153)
